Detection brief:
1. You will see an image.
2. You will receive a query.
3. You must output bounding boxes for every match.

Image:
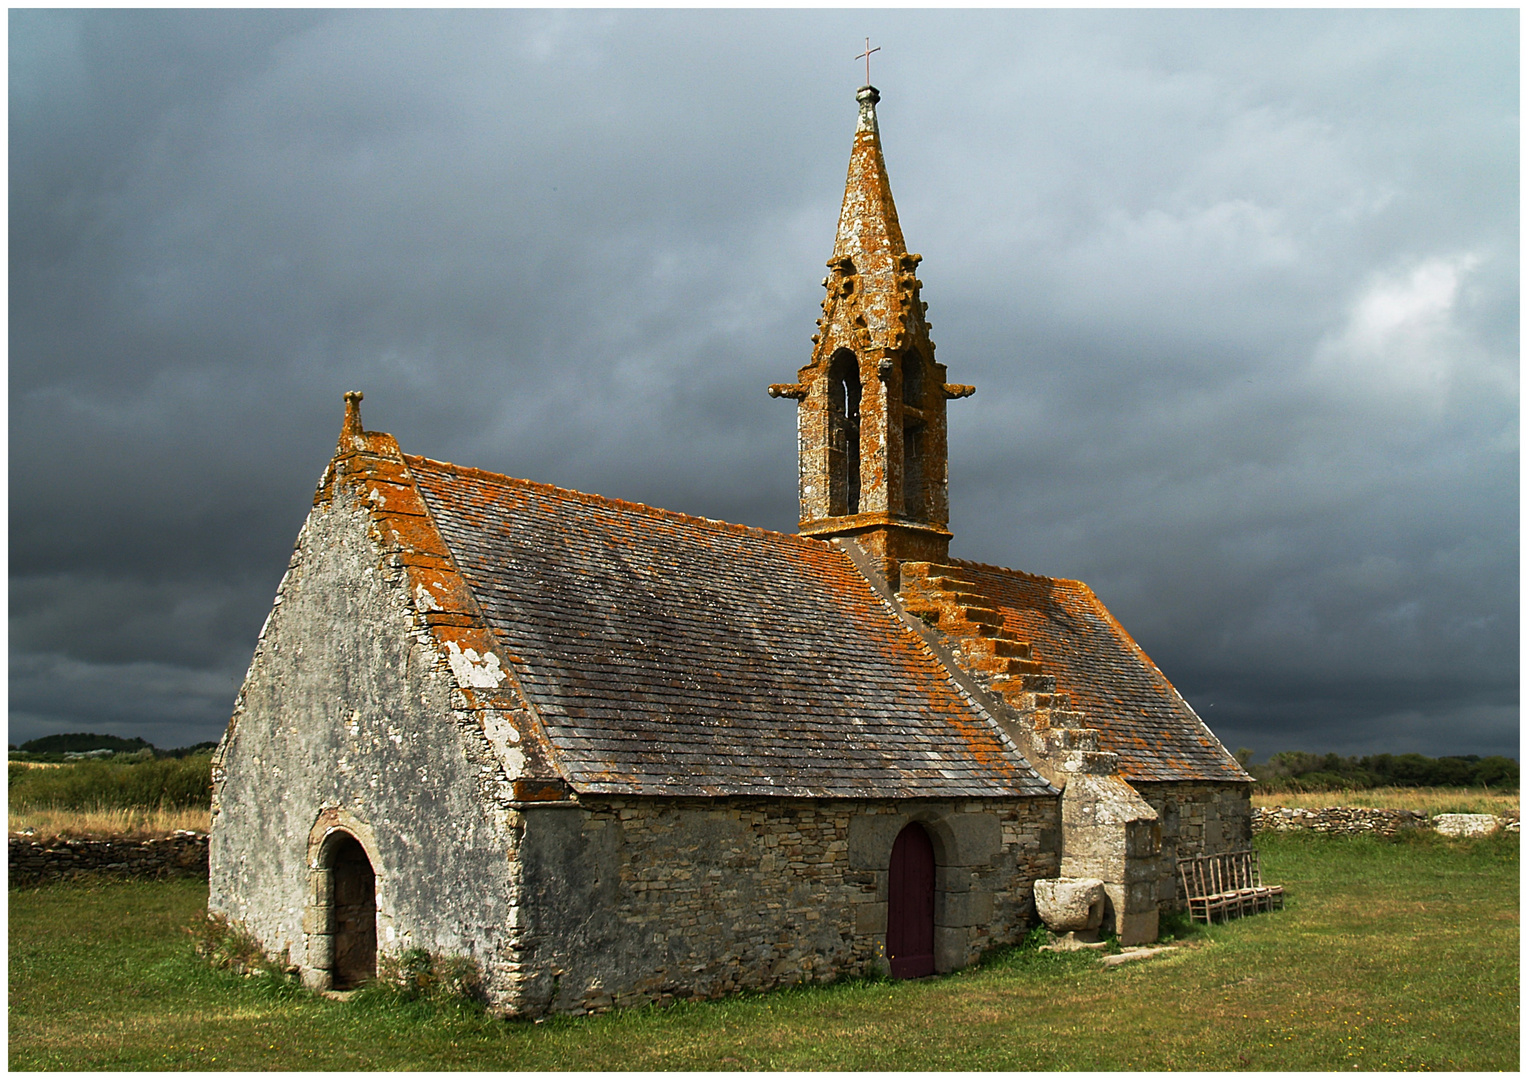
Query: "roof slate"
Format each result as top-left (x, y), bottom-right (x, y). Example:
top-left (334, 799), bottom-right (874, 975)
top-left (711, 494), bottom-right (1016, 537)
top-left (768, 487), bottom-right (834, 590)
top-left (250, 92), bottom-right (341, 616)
top-left (405, 456), bottom-right (1052, 799)
top-left (952, 560), bottom-right (1249, 784)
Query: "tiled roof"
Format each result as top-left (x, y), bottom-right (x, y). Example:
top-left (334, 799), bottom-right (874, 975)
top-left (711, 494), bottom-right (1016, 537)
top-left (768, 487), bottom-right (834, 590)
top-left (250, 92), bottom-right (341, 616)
top-left (952, 560), bottom-right (1249, 784)
top-left (405, 456), bottom-right (1052, 799)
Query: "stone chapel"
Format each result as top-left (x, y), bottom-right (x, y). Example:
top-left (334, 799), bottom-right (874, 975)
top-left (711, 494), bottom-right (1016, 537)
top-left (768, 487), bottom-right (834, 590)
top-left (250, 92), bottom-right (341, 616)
top-left (210, 85), bottom-right (1251, 1016)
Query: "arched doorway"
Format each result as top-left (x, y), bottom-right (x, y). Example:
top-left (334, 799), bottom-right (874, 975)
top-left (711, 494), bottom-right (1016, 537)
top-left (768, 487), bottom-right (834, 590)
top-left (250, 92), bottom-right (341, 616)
top-left (326, 833), bottom-right (376, 989)
top-left (886, 822), bottom-right (936, 978)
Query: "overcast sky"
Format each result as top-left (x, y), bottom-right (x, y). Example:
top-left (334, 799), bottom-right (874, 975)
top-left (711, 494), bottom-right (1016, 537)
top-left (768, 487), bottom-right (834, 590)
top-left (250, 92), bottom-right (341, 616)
top-left (10, 9), bottom-right (1518, 760)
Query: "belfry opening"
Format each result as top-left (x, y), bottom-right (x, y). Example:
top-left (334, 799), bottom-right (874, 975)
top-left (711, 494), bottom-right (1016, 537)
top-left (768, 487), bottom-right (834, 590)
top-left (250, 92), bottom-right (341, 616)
top-left (828, 350), bottom-right (862, 515)
top-left (901, 351), bottom-right (926, 520)
top-left (774, 83), bottom-right (964, 584)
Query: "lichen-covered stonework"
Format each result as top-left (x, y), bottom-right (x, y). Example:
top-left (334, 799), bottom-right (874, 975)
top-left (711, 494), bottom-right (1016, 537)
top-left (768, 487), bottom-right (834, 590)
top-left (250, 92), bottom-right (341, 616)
top-left (507, 795), bottom-right (1059, 1015)
top-left (210, 491), bottom-right (524, 1002)
top-left (212, 84), bottom-right (1257, 1018)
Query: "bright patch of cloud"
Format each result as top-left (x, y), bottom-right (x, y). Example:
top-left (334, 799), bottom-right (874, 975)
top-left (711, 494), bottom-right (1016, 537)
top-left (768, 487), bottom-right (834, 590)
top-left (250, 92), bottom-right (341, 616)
top-left (1312, 253), bottom-right (1482, 398)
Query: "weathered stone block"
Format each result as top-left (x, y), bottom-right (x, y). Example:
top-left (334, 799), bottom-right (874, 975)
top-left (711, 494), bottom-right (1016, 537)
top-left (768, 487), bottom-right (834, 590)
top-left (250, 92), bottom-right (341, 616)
top-left (307, 932), bottom-right (333, 969)
top-left (934, 924), bottom-right (969, 974)
top-left (1117, 908), bottom-right (1159, 947)
top-left (936, 887), bottom-right (994, 928)
top-left (1033, 877), bottom-right (1105, 933)
top-left (847, 812), bottom-right (900, 870)
top-left (854, 901), bottom-right (888, 935)
top-left (1433, 813), bottom-right (1500, 837)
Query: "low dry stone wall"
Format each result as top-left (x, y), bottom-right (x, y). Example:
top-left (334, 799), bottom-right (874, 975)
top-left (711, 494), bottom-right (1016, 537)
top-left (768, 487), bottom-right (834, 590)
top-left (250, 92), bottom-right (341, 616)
top-left (9, 831), bottom-right (209, 884)
top-left (1253, 807), bottom-right (1520, 837)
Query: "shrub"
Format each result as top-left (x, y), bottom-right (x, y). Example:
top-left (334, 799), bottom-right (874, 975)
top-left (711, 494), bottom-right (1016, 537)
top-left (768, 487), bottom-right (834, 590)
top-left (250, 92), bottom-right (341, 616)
top-left (1251, 750), bottom-right (1517, 792)
top-left (18, 733), bottom-right (152, 755)
top-left (8, 754), bottom-right (213, 811)
top-left (186, 910), bottom-right (295, 982)
top-left (374, 948), bottom-right (484, 1003)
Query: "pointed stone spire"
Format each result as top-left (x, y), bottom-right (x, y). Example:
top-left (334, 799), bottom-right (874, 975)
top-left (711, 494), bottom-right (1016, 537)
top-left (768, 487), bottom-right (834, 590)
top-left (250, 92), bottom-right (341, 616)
top-left (831, 86), bottom-right (909, 348)
top-left (768, 85), bottom-right (977, 587)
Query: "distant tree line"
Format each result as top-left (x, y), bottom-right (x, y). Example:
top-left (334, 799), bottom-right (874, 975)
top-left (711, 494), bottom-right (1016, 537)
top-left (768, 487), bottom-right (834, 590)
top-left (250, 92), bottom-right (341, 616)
top-left (1238, 749), bottom-right (1518, 792)
top-left (9, 732), bottom-right (219, 762)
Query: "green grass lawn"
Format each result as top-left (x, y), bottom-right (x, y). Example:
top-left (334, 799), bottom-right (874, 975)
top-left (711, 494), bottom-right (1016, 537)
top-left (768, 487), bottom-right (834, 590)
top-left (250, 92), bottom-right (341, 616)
top-left (9, 830), bottom-right (1519, 1070)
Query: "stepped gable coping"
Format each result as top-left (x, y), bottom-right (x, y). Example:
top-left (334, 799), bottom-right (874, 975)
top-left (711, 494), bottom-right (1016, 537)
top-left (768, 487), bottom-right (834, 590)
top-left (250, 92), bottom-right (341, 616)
top-left (835, 539), bottom-right (1061, 798)
top-left (404, 457), bottom-right (1053, 799)
top-left (946, 555), bottom-right (1087, 590)
top-left (949, 556), bottom-right (1251, 785)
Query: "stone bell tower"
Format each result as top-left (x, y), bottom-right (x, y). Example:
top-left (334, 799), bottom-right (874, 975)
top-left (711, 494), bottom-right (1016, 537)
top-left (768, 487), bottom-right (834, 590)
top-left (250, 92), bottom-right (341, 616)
top-left (770, 86), bottom-right (974, 585)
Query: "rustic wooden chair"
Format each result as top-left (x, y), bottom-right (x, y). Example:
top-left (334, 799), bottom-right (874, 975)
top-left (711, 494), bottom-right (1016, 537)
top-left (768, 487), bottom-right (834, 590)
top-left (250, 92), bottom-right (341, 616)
top-left (1179, 849), bottom-right (1283, 923)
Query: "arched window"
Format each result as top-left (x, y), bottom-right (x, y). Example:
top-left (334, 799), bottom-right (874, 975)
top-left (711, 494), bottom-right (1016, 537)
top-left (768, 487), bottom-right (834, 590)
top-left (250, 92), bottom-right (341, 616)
top-left (901, 350), bottom-right (924, 406)
top-left (901, 352), bottom-right (926, 519)
top-left (827, 350), bottom-right (862, 516)
top-left (886, 822), bottom-right (936, 978)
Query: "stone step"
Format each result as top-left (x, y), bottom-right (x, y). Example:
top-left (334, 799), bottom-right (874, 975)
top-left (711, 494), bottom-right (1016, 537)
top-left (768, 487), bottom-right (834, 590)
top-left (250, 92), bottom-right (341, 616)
top-left (1038, 709), bottom-right (1090, 729)
top-left (991, 675), bottom-right (1058, 699)
top-left (1042, 727), bottom-right (1101, 753)
top-left (943, 605), bottom-right (1001, 628)
top-left (1006, 690), bottom-right (1073, 711)
top-left (903, 604), bottom-right (940, 625)
top-left (900, 561), bottom-right (967, 586)
top-left (959, 637), bottom-right (1032, 661)
top-left (942, 617), bottom-right (1004, 639)
top-left (1058, 749), bottom-right (1119, 776)
top-left (970, 655), bottom-right (1043, 677)
top-left (928, 575), bottom-right (979, 593)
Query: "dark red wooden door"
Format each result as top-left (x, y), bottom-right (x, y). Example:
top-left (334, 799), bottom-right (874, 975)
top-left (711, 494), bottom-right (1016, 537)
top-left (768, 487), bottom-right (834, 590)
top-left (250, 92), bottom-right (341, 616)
top-left (886, 823), bottom-right (935, 978)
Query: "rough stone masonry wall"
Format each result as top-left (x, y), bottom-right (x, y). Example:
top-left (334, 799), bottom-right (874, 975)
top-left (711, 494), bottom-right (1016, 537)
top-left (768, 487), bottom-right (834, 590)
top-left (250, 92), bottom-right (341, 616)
top-left (9, 832), bottom-right (209, 884)
top-left (507, 795), bottom-right (1059, 1017)
top-left (1133, 781), bottom-right (1253, 911)
top-left (211, 496), bottom-right (523, 1002)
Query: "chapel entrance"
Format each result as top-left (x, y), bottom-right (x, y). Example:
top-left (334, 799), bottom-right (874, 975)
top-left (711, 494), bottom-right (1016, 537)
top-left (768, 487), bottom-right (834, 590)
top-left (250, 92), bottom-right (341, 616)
top-left (327, 833), bottom-right (376, 989)
top-left (886, 822), bottom-right (936, 978)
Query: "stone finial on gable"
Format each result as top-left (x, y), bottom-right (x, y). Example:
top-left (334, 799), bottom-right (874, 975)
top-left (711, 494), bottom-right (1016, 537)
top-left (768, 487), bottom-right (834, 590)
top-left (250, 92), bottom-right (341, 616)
top-left (337, 390), bottom-right (369, 454)
top-left (342, 391), bottom-right (364, 436)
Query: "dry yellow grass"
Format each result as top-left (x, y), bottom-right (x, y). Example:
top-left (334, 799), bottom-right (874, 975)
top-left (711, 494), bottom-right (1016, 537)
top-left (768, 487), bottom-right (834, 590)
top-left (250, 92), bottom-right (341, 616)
top-left (9, 806), bottom-right (211, 840)
top-left (1252, 786), bottom-right (1518, 815)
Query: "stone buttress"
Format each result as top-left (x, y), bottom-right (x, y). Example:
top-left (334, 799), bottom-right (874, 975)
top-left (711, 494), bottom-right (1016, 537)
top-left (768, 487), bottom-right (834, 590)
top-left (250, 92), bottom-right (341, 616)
top-left (895, 562), bottom-right (1164, 944)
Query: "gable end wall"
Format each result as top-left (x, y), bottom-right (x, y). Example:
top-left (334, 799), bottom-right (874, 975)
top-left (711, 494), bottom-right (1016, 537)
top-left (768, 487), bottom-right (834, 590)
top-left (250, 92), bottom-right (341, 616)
top-left (210, 490), bottom-right (526, 1002)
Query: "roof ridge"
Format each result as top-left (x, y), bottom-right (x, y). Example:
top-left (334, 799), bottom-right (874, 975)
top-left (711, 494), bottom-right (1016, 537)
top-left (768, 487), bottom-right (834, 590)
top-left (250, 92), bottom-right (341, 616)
top-left (949, 555), bottom-right (1088, 590)
top-left (402, 453), bottom-right (829, 552)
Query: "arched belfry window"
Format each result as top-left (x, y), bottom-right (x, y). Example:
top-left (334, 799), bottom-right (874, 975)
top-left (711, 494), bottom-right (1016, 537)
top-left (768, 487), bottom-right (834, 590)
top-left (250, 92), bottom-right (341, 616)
top-left (901, 350), bottom-right (924, 406)
top-left (828, 350), bottom-right (862, 516)
top-left (901, 352), bottom-right (926, 519)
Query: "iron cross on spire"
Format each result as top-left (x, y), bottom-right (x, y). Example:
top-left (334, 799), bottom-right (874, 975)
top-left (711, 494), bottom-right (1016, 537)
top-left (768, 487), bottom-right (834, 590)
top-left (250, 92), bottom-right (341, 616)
top-left (856, 37), bottom-right (881, 85)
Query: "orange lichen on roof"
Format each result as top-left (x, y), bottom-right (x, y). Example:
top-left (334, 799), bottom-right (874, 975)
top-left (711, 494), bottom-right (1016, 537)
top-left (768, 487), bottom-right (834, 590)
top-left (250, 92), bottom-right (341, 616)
top-left (400, 453), bottom-right (1050, 799)
top-left (318, 408), bottom-right (565, 789)
top-left (951, 558), bottom-right (1249, 784)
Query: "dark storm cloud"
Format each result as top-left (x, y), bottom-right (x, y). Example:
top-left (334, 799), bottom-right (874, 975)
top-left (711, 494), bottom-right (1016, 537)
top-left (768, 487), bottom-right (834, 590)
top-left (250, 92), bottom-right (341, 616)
top-left (10, 10), bottom-right (1517, 757)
